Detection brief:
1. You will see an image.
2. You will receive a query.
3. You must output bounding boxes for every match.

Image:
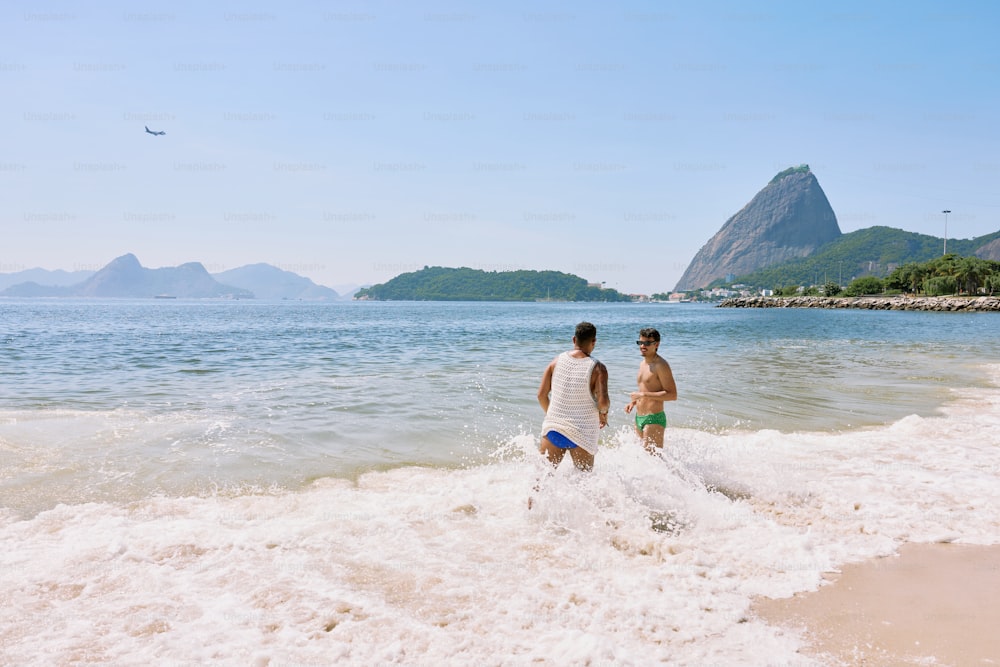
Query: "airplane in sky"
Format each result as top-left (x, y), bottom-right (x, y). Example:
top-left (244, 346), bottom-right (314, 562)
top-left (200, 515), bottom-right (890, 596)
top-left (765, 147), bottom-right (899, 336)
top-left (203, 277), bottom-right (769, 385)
top-left (144, 126), bottom-right (165, 136)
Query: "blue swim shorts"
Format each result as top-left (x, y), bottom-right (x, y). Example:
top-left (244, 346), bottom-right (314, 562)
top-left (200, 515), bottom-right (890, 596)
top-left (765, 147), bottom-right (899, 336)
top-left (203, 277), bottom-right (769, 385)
top-left (544, 430), bottom-right (579, 450)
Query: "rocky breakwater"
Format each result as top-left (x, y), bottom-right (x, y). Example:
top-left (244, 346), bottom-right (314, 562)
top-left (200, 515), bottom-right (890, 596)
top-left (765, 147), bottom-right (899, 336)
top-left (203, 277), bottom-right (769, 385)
top-left (718, 295), bottom-right (1000, 312)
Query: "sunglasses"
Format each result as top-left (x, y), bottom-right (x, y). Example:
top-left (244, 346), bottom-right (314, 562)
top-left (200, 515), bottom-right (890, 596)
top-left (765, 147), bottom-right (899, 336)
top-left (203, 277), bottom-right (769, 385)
top-left (636, 340), bottom-right (657, 346)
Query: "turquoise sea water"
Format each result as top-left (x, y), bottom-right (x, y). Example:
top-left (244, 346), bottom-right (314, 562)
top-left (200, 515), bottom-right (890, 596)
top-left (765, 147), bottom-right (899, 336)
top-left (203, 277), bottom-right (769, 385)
top-left (2, 299), bottom-right (999, 664)
top-left (3, 300), bottom-right (994, 497)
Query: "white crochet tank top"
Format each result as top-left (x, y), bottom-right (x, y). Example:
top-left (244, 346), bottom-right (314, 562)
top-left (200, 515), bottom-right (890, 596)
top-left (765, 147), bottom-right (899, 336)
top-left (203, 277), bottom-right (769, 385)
top-left (541, 351), bottom-right (600, 454)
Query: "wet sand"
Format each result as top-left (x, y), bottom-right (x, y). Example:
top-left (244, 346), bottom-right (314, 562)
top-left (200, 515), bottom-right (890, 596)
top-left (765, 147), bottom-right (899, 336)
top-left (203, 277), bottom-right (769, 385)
top-left (753, 543), bottom-right (1000, 665)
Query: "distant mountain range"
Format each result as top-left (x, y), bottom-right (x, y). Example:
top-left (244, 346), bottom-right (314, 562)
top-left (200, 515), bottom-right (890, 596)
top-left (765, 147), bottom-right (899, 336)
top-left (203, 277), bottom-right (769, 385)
top-left (677, 165), bottom-right (1000, 291)
top-left (10, 170), bottom-right (999, 300)
top-left (213, 264), bottom-right (339, 301)
top-left (0, 254), bottom-right (345, 300)
top-left (0, 268), bottom-right (95, 290)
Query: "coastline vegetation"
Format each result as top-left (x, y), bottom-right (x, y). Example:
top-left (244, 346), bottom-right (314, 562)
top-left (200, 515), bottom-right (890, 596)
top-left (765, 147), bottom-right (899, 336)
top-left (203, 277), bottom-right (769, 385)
top-left (769, 254), bottom-right (1000, 298)
top-left (681, 253), bottom-right (1000, 305)
top-left (720, 227), bottom-right (1000, 293)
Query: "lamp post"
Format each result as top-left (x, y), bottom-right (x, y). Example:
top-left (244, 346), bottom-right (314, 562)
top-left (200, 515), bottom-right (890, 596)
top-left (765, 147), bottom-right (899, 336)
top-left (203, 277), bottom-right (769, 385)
top-left (942, 210), bottom-right (951, 255)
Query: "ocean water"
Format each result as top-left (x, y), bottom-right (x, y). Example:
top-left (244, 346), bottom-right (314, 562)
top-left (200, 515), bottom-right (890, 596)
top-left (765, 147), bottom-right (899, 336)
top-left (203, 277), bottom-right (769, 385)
top-left (2, 299), bottom-right (999, 665)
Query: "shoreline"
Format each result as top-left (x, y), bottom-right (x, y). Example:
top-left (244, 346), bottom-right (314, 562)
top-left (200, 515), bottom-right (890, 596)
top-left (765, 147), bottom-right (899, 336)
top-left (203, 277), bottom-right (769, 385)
top-left (718, 295), bottom-right (1000, 312)
top-left (753, 542), bottom-right (1000, 665)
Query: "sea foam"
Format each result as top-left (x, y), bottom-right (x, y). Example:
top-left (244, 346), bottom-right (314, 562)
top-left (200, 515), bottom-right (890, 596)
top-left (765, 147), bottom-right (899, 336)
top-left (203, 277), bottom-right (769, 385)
top-left (4, 373), bottom-right (999, 664)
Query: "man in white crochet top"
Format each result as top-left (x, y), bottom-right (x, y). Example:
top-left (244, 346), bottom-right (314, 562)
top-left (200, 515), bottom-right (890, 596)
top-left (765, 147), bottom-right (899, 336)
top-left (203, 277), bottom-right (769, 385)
top-left (535, 321), bottom-right (611, 472)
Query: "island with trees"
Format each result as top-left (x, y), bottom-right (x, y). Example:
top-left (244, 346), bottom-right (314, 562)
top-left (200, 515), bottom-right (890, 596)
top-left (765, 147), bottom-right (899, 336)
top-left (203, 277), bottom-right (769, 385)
top-left (354, 266), bottom-right (632, 302)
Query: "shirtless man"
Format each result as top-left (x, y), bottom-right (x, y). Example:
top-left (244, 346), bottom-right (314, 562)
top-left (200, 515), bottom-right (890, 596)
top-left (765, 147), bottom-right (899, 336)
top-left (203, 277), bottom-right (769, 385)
top-left (536, 321), bottom-right (611, 472)
top-left (624, 328), bottom-right (677, 453)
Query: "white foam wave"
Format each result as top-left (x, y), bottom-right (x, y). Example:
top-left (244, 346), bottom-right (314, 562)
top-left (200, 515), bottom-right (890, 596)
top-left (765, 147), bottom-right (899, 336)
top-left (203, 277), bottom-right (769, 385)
top-left (3, 373), bottom-right (999, 664)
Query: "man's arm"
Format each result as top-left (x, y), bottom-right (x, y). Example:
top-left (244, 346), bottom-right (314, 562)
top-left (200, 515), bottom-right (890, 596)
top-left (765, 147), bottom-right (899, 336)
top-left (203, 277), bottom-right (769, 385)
top-left (652, 361), bottom-right (677, 402)
top-left (591, 361), bottom-right (610, 428)
top-left (537, 360), bottom-right (556, 412)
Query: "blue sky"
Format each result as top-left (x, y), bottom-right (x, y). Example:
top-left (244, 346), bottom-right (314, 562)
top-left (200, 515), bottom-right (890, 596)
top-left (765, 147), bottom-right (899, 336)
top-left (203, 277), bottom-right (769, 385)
top-left (3, 0), bottom-right (998, 294)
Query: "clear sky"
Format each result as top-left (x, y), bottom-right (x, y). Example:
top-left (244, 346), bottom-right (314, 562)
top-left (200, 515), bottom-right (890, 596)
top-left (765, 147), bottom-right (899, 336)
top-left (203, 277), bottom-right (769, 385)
top-left (3, 0), bottom-right (998, 294)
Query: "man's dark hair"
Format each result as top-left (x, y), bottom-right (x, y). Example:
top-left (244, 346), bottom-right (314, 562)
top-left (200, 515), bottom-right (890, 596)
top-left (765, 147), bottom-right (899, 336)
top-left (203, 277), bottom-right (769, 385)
top-left (638, 327), bottom-right (660, 342)
top-left (575, 321), bottom-right (597, 344)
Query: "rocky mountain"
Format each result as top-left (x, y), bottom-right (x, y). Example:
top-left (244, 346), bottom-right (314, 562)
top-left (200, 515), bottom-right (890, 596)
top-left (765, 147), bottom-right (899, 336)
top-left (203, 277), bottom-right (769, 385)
top-left (2, 254), bottom-right (253, 298)
top-left (213, 264), bottom-right (338, 300)
top-left (674, 165), bottom-right (842, 291)
top-left (975, 237), bottom-right (1000, 261)
top-left (78, 254), bottom-right (253, 298)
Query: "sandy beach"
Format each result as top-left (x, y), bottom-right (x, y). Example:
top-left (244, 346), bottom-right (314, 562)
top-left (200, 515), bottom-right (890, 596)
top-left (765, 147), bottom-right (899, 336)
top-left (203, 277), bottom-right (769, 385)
top-left (754, 542), bottom-right (1000, 665)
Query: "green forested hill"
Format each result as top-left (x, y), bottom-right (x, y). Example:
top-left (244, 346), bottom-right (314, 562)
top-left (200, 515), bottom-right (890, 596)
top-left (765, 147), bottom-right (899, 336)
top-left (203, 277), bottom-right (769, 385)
top-left (723, 226), bottom-right (1000, 288)
top-left (355, 267), bottom-right (631, 301)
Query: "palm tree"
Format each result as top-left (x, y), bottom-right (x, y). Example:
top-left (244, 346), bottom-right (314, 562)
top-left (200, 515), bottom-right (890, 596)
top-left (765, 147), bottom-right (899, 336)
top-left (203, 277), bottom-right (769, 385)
top-left (956, 257), bottom-right (995, 295)
top-left (986, 274), bottom-right (1000, 296)
top-left (892, 262), bottom-right (926, 294)
top-left (954, 257), bottom-right (974, 295)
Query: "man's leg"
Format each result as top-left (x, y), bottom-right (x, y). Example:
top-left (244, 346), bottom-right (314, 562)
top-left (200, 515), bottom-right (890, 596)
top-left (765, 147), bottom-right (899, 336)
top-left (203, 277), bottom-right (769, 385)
top-left (568, 447), bottom-right (595, 471)
top-left (538, 435), bottom-right (567, 467)
top-left (641, 423), bottom-right (665, 454)
top-left (529, 435), bottom-right (568, 509)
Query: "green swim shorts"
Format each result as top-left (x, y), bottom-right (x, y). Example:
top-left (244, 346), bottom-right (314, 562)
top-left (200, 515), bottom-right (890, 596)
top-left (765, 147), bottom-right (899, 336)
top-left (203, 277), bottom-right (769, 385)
top-left (635, 411), bottom-right (667, 430)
